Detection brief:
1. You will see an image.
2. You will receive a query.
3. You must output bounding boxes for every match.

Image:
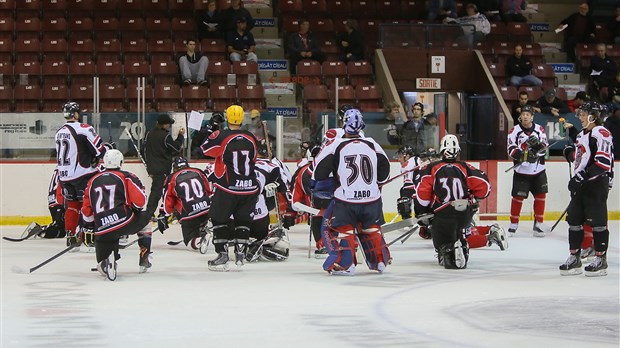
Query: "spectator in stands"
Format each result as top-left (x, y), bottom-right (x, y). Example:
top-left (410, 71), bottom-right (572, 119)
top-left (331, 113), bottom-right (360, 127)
top-left (384, 101), bottom-right (402, 121)
top-left (511, 90), bottom-right (540, 125)
top-left (587, 43), bottom-right (618, 102)
top-left (556, 3), bottom-right (596, 63)
top-left (443, 3), bottom-right (491, 44)
top-left (423, 113), bottom-right (439, 149)
top-left (222, 0), bottom-right (254, 33)
top-left (197, 0), bottom-right (224, 40)
top-left (472, 0), bottom-right (502, 22)
top-left (426, 0), bottom-right (458, 22)
top-left (398, 102), bottom-right (427, 155)
top-left (607, 6), bottom-right (620, 44)
top-left (179, 39), bottom-right (209, 86)
top-left (535, 88), bottom-right (570, 118)
top-left (287, 19), bottom-right (326, 74)
top-left (243, 109), bottom-right (265, 141)
top-left (226, 18), bottom-right (258, 62)
top-left (506, 44), bottom-right (543, 87)
top-left (609, 72), bottom-right (620, 105)
top-left (500, 0), bottom-right (527, 23)
top-left (337, 19), bottom-right (364, 63)
top-left (567, 91), bottom-right (590, 112)
top-left (603, 82), bottom-right (620, 159)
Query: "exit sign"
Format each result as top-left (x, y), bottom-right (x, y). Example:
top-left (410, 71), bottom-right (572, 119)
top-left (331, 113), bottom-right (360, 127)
top-left (416, 78), bottom-right (441, 89)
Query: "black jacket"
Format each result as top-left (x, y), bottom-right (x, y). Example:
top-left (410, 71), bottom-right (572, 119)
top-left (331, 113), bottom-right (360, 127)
top-left (506, 55), bottom-right (533, 77)
top-left (144, 127), bottom-right (184, 176)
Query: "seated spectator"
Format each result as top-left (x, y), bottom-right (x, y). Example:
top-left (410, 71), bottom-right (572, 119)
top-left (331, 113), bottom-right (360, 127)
top-left (197, 0), bottom-right (224, 40)
top-left (398, 102), bottom-right (427, 155)
top-left (567, 91), bottom-right (590, 112)
top-left (472, 0), bottom-right (502, 22)
top-left (587, 43), bottom-right (618, 102)
top-left (287, 19), bottom-right (326, 74)
top-left (222, 0), bottom-right (254, 33)
top-left (607, 6), bottom-right (620, 44)
top-left (226, 18), bottom-right (258, 62)
top-left (535, 88), bottom-right (570, 118)
top-left (506, 44), bottom-right (543, 87)
top-left (426, 0), bottom-right (458, 22)
top-left (179, 39), bottom-right (209, 85)
top-left (511, 90), bottom-right (540, 125)
top-left (500, 0), bottom-right (527, 23)
top-left (443, 3), bottom-right (490, 44)
top-left (337, 19), bottom-right (364, 63)
top-left (556, 3), bottom-right (596, 62)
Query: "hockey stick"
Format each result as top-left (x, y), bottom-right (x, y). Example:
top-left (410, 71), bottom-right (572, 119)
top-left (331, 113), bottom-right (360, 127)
top-left (261, 120), bottom-right (273, 159)
top-left (387, 225), bottom-right (420, 247)
top-left (381, 215), bottom-right (432, 234)
top-left (293, 202), bottom-right (320, 215)
top-left (12, 244), bottom-right (77, 274)
top-left (379, 160), bottom-right (431, 187)
top-left (3, 222), bottom-right (45, 242)
top-left (124, 127), bottom-right (147, 168)
top-left (505, 139), bottom-right (563, 173)
top-left (550, 205), bottom-right (569, 233)
top-left (119, 237), bottom-right (141, 249)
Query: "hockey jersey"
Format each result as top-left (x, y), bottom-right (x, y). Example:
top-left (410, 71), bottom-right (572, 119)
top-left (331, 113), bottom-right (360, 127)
top-left (55, 121), bottom-right (104, 182)
top-left (313, 136), bottom-right (390, 203)
top-left (162, 167), bottom-right (212, 222)
top-left (82, 170), bottom-right (147, 235)
top-left (507, 123), bottom-right (548, 175)
top-left (573, 125), bottom-right (614, 177)
top-left (47, 169), bottom-right (64, 208)
top-left (254, 158), bottom-right (287, 220)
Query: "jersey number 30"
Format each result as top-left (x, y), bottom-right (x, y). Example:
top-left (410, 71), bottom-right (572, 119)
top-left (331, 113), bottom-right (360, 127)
top-left (344, 154), bottom-right (373, 186)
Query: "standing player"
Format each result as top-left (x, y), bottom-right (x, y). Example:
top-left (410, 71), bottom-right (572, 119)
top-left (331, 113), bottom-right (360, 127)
top-left (81, 150), bottom-right (153, 276)
top-left (559, 102), bottom-right (614, 277)
top-left (395, 145), bottom-right (424, 220)
top-left (415, 134), bottom-right (491, 269)
top-left (200, 104), bottom-right (259, 271)
top-left (313, 109), bottom-right (391, 275)
top-left (55, 101), bottom-right (105, 249)
top-left (506, 104), bottom-right (549, 237)
top-left (158, 156), bottom-right (212, 250)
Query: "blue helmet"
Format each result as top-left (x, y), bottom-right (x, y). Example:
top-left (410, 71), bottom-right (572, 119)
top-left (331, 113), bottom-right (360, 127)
top-left (343, 109), bottom-right (365, 135)
top-left (173, 156), bottom-right (189, 171)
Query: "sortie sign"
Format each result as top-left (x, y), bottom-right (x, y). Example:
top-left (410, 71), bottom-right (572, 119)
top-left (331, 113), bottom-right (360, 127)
top-left (416, 78), bottom-right (441, 89)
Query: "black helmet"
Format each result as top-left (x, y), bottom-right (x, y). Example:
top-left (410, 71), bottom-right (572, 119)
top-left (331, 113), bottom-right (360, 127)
top-left (397, 145), bottom-right (415, 157)
top-left (209, 112), bottom-right (225, 128)
top-left (258, 140), bottom-right (269, 157)
top-left (173, 156), bottom-right (189, 171)
top-left (337, 104), bottom-right (354, 121)
top-left (62, 101), bottom-right (80, 118)
top-left (309, 144), bottom-right (321, 158)
top-left (520, 104), bottom-right (534, 115)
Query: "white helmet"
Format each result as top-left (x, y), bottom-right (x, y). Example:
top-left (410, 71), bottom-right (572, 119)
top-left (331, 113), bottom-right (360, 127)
top-left (103, 149), bottom-right (124, 169)
top-left (440, 134), bottom-right (460, 159)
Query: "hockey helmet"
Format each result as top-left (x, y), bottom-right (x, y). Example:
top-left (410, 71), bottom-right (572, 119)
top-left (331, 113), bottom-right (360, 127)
top-left (209, 111), bottom-right (225, 128)
top-left (520, 104), bottom-right (534, 115)
top-left (103, 149), bottom-right (124, 169)
top-left (257, 140), bottom-right (269, 157)
top-left (308, 144), bottom-right (321, 159)
top-left (343, 108), bottom-right (365, 135)
top-left (173, 156), bottom-right (189, 171)
top-left (62, 101), bottom-right (81, 118)
top-left (260, 237), bottom-right (290, 261)
top-left (439, 134), bottom-right (460, 159)
top-left (338, 104), bottom-right (354, 122)
top-left (397, 145), bottom-right (415, 158)
top-left (226, 105), bottom-right (245, 125)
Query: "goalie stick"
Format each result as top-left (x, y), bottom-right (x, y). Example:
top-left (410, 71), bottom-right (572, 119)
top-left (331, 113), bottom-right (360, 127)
top-left (387, 225), bottom-right (420, 247)
top-left (12, 244), bottom-right (78, 274)
top-left (2, 222), bottom-right (45, 242)
top-left (381, 215), bottom-right (433, 234)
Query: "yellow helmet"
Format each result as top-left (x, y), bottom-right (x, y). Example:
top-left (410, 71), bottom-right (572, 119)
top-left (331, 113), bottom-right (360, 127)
top-left (226, 105), bottom-right (245, 125)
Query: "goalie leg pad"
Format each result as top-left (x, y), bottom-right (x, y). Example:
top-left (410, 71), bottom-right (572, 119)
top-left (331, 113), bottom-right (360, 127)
top-left (358, 227), bottom-right (391, 271)
top-left (321, 225), bottom-right (356, 272)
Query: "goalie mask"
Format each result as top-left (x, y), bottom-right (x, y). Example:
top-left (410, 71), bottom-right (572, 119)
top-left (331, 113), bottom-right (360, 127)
top-left (260, 237), bottom-right (290, 261)
top-left (440, 134), bottom-right (460, 160)
top-left (103, 149), bottom-right (124, 169)
top-left (343, 109), bottom-right (365, 135)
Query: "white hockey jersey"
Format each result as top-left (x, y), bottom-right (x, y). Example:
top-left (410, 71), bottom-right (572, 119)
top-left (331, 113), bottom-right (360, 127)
top-left (313, 136), bottom-right (390, 203)
top-left (55, 121), bottom-right (103, 182)
top-left (401, 156), bottom-right (423, 186)
top-left (507, 123), bottom-right (548, 175)
top-left (573, 125), bottom-right (614, 175)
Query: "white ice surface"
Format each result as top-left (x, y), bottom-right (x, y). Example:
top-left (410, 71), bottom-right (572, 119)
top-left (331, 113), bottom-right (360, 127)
top-left (1, 221), bottom-right (619, 348)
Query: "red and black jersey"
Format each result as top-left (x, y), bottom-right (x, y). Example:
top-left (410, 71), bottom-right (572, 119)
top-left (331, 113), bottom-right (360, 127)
top-left (200, 129), bottom-right (259, 194)
top-left (82, 170), bottom-right (147, 235)
top-left (415, 160), bottom-right (491, 212)
top-left (47, 169), bottom-right (64, 208)
top-left (162, 167), bottom-right (212, 222)
top-left (292, 163), bottom-right (313, 208)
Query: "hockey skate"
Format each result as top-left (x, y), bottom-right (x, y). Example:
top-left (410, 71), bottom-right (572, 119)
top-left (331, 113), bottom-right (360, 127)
top-left (329, 263), bottom-right (355, 276)
top-left (96, 254), bottom-right (118, 281)
top-left (584, 254), bottom-right (607, 277)
top-left (453, 240), bottom-right (468, 269)
top-left (118, 234), bottom-right (130, 247)
top-left (234, 243), bottom-right (247, 269)
top-left (208, 252), bottom-right (230, 272)
top-left (532, 221), bottom-right (546, 238)
top-left (314, 247), bottom-right (328, 259)
top-left (507, 223), bottom-right (518, 237)
top-left (580, 247), bottom-right (595, 262)
top-left (487, 224), bottom-right (508, 250)
top-left (559, 252), bottom-right (582, 276)
top-left (139, 246), bottom-right (152, 273)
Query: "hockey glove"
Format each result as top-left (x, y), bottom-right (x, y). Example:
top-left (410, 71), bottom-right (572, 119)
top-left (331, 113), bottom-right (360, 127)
top-left (66, 230), bottom-right (83, 247)
top-left (563, 145), bottom-right (575, 163)
top-left (512, 149), bottom-right (524, 163)
top-left (157, 213), bottom-right (169, 233)
top-left (282, 211), bottom-right (297, 229)
top-left (264, 182), bottom-right (279, 197)
top-left (568, 171), bottom-right (588, 193)
top-left (417, 213), bottom-right (434, 227)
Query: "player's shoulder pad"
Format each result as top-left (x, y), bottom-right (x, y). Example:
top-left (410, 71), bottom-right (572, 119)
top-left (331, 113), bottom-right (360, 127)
top-left (594, 126), bottom-right (611, 138)
top-left (80, 124), bottom-right (91, 129)
top-left (208, 130), bottom-right (220, 139)
top-left (325, 129), bottom-right (338, 139)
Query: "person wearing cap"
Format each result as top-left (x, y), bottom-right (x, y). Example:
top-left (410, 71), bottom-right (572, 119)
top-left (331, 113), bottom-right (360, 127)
top-left (143, 114), bottom-right (186, 217)
top-left (567, 91), bottom-right (590, 112)
top-left (222, 0), bottom-right (254, 33)
top-left (226, 17), bottom-right (257, 62)
top-left (242, 109), bottom-right (264, 141)
top-left (200, 105), bottom-right (260, 271)
top-left (535, 88), bottom-right (570, 118)
top-left (55, 101), bottom-right (106, 249)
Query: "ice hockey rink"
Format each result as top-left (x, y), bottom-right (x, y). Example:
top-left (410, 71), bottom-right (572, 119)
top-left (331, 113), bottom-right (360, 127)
top-left (1, 220), bottom-right (619, 348)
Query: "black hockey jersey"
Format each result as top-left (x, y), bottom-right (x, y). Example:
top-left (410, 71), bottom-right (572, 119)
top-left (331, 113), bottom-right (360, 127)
top-left (162, 167), bottom-right (212, 222)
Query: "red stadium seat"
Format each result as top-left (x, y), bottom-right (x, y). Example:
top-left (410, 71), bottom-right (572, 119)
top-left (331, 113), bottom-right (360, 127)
top-left (487, 62), bottom-right (506, 86)
top-left (519, 86), bottom-right (543, 102)
top-left (355, 84), bottom-right (382, 112)
top-left (122, 38), bottom-right (149, 63)
top-left (96, 58), bottom-right (124, 86)
top-left (209, 83), bottom-right (237, 110)
top-left (14, 84), bottom-right (41, 112)
top-left (171, 17), bottom-right (196, 41)
top-left (487, 22), bottom-right (508, 43)
top-left (127, 81), bottom-right (156, 112)
top-left (66, 0), bottom-right (95, 18)
top-left (119, 17), bottom-right (146, 39)
top-left (330, 84), bottom-right (356, 106)
top-left (326, 0), bottom-right (351, 17)
top-left (532, 64), bottom-right (557, 90)
top-left (149, 38), bottom-right (175, 62)
top-left (232, 60), bottom-right (258, 85)
top-left (151, 55), bottom-right (178, 85)
top-left (94, 37), bottom-right (122, 62)
top-left (146, 17), bottom-right (171, 40)
top-left (507, 22), bottom-right (532, 44)
top-left (69, 84), bottom-right (94, 111)
top-left (303, 84), bottom-right (330, 112)
top-left (154, 83), bottom-right (183, 111)
top-left (303, 0), bottom-right (327, 17)
top-left (279, 0), bottom-right (303, 15)
top-left (237, 83), bottom-right (265, 110)
top-left (376, 1), bottom-right (403, 20)
top-left (351, 0), bottom-right (376, 18)
top-left (499, 85), bottom-right (518, 103)
top-left (41, 17), bottom-right (67, 40)
top-left (41, 83), bottom-right (70, 112)
top-left (182, 84), bottom-right (209, 111)
top-left (0, 59), bottom-right (13, 86)
top-left (321, 60), bottom-right (347, 88)
top-left (14, 36), bottom-right (41, 62)
top-left (14, 59), bottom-right (41, 85)
top-left (100, 84), bottom-right (127, 112)
top-left (201, 38), bottom-right (227, 61)
top-left (93, 17), bottom-right (119, 40)
top-left (207, 60), bottom-right (232, 85)
top-left (68, 59), bottom-right (95, 86)
top-left (41, 58), bottom-right (69, 85)
top-left (68, 38), bottom-right (95, 62)
top-left (0, 84), bottom-right (12, 112)
top-left (123, 60), bottom-right (150, 85)
top-left (41, 37), bottom-right (68, 62)
top-left (296, 60), bottom-right (321, 82)
top-left (347, 60), bottom-right (373, 87)
top-left (168, 0), bottom-right (194, 17)
top-left (67, 18), bottom-right (93, 40)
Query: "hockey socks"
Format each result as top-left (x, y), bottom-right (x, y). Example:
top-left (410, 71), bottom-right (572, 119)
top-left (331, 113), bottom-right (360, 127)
top-left (533, 193), bottom-right (546, 223)
top-left (509, 196), bottom-right (523, 224)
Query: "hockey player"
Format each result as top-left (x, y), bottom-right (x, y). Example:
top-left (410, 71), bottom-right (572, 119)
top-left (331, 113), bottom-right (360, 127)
top-left (33, 169), bottom-right (67, 238)
top-left (415, 134), bottom-right (491, 269)
top-left (81, 149), bottom-right (153, 275)
top-left (55, 101), bottom-right (106, 249)
top-left (158, 156), bottom-right (212, 250)
top-left (200, 104), bottom-right (260, 271)
top-left (506, 104), bottom-right (549, 237)
top-left (313, 109), bottom-right (391, 275)
top-left (559, 102), bottom-right (614, 277)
